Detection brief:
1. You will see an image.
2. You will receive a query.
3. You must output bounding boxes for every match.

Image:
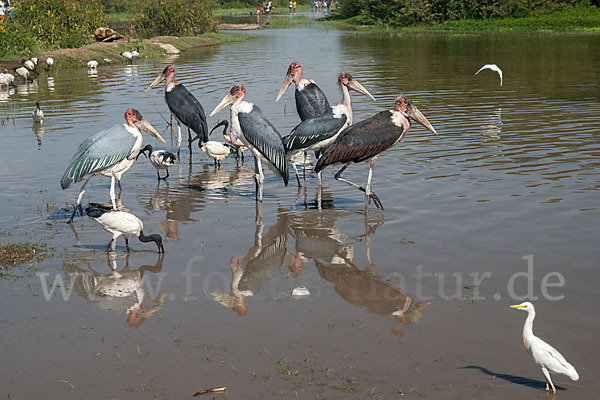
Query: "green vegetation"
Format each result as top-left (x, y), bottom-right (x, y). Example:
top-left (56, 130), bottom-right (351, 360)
top-left (0, 0), bottom-right (106, 58)
top-left (131, 0), bottom-right (217, 37)
top-left (0, 242), bottom-right (46, 267)
top-left (329, 0), bottom-right (600, 31)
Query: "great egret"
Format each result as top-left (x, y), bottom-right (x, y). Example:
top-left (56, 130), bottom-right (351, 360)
top-left (475, 64), bottom-right (503, 87)
top-left (510, 302), bottom-right (579, 393)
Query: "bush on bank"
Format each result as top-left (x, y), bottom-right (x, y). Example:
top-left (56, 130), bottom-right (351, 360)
top-left (131, 0), bottom-right (217, 37)
top-left (0, 0), bottom-right (106, 58)
top-left (333, 0), bottom-right (596, 26)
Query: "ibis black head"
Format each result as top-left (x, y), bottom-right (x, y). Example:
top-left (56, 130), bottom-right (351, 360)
top-left (139, 231), bottom-right (164, 253)
top-left (136, 144), bottom-right (153, 160)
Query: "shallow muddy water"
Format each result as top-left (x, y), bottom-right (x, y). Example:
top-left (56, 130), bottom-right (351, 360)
top-left (0, 14), bottom-right (599, 399)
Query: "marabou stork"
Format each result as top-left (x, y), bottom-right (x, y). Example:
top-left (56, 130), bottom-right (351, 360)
top-left (210, 85), bottom-right (289, 201)
top-left (315, 96), bottom-right (437, 210)
top-left (284, 72), bottom-right (375, 187)
top-left (146, 65), bottom-right (209, 156)
top-left (136, 144), bottom-right (176, 180)
top-left (61, 108), bottom-right (165, 223)
top-left (87, 208), bottom-right (164, 254)
top-left (209, 119), bottom-right (247, 162)
top-left (32, 101), bottom-right (43, 123)
top-left (87, 60), bottom-right (99, 69)
top-left (275, 61), bottom-right (331, 121)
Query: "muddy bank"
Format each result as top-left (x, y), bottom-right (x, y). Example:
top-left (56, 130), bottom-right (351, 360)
top-left (0, 33), bottom-right (249, 71)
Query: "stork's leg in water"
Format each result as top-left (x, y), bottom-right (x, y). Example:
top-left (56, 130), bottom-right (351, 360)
top-left (253, 155), bottom-right (264, 202)
top-left (176, 121), bottom-right (182, 157)
top-left (68, 177), bottom-right (91, 223)
top-left (333, 160), bottom-right (383, 210)
top-left (291, 159), bottom-right (301, 187)
top-left (110, 172), bottom-right (118, 210)
top-left (187, 127), bottom-right (193, 155)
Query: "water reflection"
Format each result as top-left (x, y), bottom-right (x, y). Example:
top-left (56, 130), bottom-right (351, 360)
top-left (32, 121), bottom-right (44, 149)
top-left (65, 253), bottom-right (167, 328)
top-left (211, 204), bottom-right (427, 335)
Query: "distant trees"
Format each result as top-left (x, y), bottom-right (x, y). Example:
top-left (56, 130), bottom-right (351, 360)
top-left (335, 0), bottom-right (593, 25)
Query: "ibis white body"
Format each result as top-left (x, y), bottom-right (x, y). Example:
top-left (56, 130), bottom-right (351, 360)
top-left (0, 72), bottom-right (15, 86)
top-left (32, 102), bottom-right (43, 123)
top-left (201, 141), bottom-right (235, 162)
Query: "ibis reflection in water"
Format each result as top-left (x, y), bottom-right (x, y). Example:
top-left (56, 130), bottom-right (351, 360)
top-left (284, 72), bottom-right (375, 187)
top-left (315, 96), bottom-right (437, 210)
top-left (210, 85), bottom-right (288, 201)
top-left (60, 108), bottom-right (165, 222)
top-left (146, 65), bottom-right (209, 156)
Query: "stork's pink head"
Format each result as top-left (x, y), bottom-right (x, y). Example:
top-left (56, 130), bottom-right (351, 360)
top-left (124, 108), bottom-right (143, 125)
top-left (163, 65), bottom-right (176, 83)
top-left (124, 108), bottom-right (166, 142)
top-left (288, 62), bottom-right (303, 84)
top-left (394, 96), bottom-right (437, 135)
top-left (230, 85), bottom-right (246, 98)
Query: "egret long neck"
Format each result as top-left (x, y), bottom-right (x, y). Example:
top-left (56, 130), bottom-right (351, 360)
top-left (522, 309), bottom-right (536, 350)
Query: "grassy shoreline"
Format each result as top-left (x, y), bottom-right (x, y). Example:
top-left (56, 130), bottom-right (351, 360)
top-left (0, 33), bottom-right (249, 71)
top-left (323, 5), bottom-right (600, 33)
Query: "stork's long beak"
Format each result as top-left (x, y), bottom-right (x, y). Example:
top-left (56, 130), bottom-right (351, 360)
top-left (275, 72), bottom-right (293, 102)
top-left (135, 119), bottom-right (166, 143)
top-left (210, 93), bottom-right (236, 117)
top-left (406, 105), bottom-right (437, 135)
top-left (510, 305), bottom-right (526, 309)
top-left (145, 71), bottom-right (165, 92)
top-left (347, 79), bottom-right (376, 101)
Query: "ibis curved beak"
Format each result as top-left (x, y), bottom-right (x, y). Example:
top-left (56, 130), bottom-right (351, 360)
top-left (145, 71), bottom-right (166, 92)
top-left (406, 104), bottom-right (437, 135)
top-left (275, 72), bottom-right (294, 102)
top-left (135, 119), bottom-right (166, 143)
top-left (210, 93), bottom-right (237, 117)
top-left (347, 78), bottom-right (376, 101)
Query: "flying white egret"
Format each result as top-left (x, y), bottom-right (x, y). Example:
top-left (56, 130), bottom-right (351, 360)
top-left (510, 302), bottom-right (579, 393)
top-left (87, 208), bottom-right (164, 254)
top-left (475, 64), bottom-right (503, 87)
top-left (32, 101), bottom-right (43, 123)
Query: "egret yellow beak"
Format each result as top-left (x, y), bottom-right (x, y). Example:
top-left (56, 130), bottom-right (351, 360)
top-left (510, 305), bottom-right (526, 309)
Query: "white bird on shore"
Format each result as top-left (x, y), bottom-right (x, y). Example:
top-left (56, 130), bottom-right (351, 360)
top-left (23, 59), bottom-right (36, 71)
top-left (136, 144), bottom-right (176, 180)
top-left (510, 302), bottom-right (579, 393)
top-left (87, 60), bottom-right (99, 69)
top-left (29, 57), bottom-right (39, 66)
top-left (131, 48), bottom-right (139, 59)
top-left (87, 208), bottom-right (164, 254)
top-left (121, 51), bottom-right (133, 63)
top-left (32, 101), bottom-right (44, 123)
top-left (475, 64), bottom-right (503, 87)
top-left (201, 141), bottom-right (237, 167)
top-left (0, 71), bottom-right (14, 86)
top-left (46, 57), bottom-right (54, 70)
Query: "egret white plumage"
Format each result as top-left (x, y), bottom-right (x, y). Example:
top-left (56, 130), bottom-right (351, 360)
top-left (315, 96), bottom-right (437, 210)
top-left (121, 51), bottom-right (133, 64)
top-left (136, 144), bottom-right (176, 180)
top-left (284, 72), bottom-right (375, 187)
top-left (61, 108), bottom-right (165, 223)
top-left (210, 85), bottom-right (289, 201)
top-left (87, 208), bottom-right (164, 254)
top-left (510, 302), bottom-right (579, 393)
top-left (32, 101), bottom-right (43, 123)
top-left (145, 65), bottom-right (209, 155)
top-left (475, 64), bottom-right (503, 87)
top-left (275, 61), bottom-right (331, 121)
top-left (87, 60), bottom-right (99, 69)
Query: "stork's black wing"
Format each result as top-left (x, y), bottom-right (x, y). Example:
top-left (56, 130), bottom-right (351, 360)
top-left (285, 112), bottom-right (347, 152)
top-left (315, 111), bottom-right (405, 172)
top-left (166, 83), bottom-right (209, 142)
top-left (238, 105), bottom-right (289, 185)
top-left (295, 82), bottom-right (331, 121)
